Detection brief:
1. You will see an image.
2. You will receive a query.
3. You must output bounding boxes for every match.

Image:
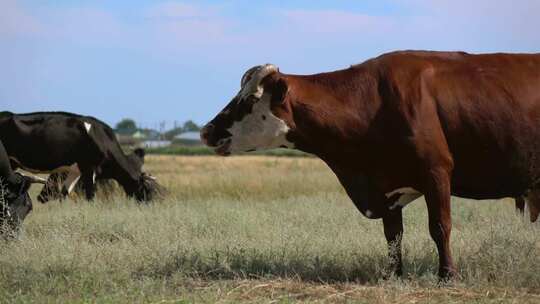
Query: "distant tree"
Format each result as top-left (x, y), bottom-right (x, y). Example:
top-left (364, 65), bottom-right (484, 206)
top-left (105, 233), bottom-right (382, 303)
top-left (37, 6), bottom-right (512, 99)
top-left (164, 127), bottom-right (184, 140)
top-left (182, 120), bottom-right (200, 132)
top-left (115, 118), bottom-right (137, 134)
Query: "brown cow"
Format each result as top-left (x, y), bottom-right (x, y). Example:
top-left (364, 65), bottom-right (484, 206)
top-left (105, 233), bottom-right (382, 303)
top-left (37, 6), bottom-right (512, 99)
top-left (201, 51), bottom-right (540, 280)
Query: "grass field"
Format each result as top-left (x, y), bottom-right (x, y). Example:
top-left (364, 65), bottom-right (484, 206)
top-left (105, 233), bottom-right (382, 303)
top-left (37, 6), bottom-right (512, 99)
top-left (144, 145), bottom-right (311, 157)
top-left (1, 155), bottom-right (540, 303)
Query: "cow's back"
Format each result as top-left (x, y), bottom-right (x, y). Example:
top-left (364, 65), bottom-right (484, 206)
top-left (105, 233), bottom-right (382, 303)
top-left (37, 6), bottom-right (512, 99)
top-left (0, 112), bottom-right (107, 171)
top-left (377, 52), bottom-right (540, 198)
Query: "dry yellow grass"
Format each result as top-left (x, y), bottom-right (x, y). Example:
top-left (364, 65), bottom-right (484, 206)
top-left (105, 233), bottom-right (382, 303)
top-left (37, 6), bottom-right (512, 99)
top-left (143, 155), bottom-right (339, 202)
top-left (1, 155), bottom-right (540, 303)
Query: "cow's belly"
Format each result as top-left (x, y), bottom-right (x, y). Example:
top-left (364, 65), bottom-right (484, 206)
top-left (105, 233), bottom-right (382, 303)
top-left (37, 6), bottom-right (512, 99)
top-left (10, 156), bottom-right (77, 174)
top-left (434, 77), bottom-right (540, 199)
top-left (448, 144), bottom-right (532, 200)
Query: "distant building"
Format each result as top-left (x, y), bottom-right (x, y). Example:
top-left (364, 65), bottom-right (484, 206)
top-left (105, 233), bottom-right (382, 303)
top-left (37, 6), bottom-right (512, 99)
top-left (174, 131), bottom-right (201, 141)
top-left (142, 129), bottom-right (161, 140)
top-left (174, 131), bottom-right (202, 145)
top-left (142, 140), bottom-right (171, 148)
top-left (132, 131), bottom-right (147, 139)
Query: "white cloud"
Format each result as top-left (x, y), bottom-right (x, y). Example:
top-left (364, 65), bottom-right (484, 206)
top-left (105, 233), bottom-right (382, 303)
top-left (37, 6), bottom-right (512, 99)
top-left (2, 0), bottom-right (539, 69)
top-left (0, 0), bottom-right (42, 36)
top-left (278, 2), bottom-right (540, 54)
top-left (0, 2), bottom-right (132, 47)
top-left (144, 2), bottom-right (232, 48)
top-left (282, 9), bottom-right (395, 34)
top-left (145, 2), bottom-right (219, 19)
top-left (396, 0), bottom-right (540, 51)
top-left (47, 7), bottom-right (129, 45)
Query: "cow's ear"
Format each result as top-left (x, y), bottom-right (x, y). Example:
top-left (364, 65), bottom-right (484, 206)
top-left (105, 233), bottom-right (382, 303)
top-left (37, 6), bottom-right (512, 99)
top-left (266, 77), bottom-right (288, 105)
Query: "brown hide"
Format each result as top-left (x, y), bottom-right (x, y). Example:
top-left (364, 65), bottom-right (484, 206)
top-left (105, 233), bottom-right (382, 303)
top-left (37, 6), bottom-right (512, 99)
top-left (203, 50), bottom-right (540, 279)
top-left (281, 51), bottom-right (540, 208)
top-left (279, 51), bottom-right (540, 278)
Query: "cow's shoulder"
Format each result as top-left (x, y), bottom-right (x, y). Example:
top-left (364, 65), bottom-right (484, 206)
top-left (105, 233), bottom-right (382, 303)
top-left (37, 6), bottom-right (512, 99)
top-left (80, 115), bottom-right (116, 141)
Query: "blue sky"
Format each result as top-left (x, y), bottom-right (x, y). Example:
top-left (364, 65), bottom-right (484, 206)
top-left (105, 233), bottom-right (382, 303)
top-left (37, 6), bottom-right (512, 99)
top-left (1, 0), bottom-right (539, 129)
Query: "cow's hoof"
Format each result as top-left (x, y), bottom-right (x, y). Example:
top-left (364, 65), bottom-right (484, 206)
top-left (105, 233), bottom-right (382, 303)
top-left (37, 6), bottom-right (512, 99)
top-left (382, 269), bottom-right (403, 280)
top-left (437, 268), bottom-right (459, 284)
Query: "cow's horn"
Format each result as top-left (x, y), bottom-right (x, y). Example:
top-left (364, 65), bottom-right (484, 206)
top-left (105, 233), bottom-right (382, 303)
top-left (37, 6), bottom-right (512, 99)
top-left (23, 174), bottom-right (47, 184)
top-left (240, 64), bottom-right (277, 87)
top-left (254, 64), bottom-right (278, 85)
top-left (142, 172), bottom-right (157, 181)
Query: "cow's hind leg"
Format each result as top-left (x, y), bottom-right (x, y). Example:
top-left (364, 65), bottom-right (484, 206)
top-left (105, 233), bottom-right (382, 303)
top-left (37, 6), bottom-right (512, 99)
top-left (425, 167), bottom-right (456, 280)
top-left (38, 173), bottom-right (64, 203)
top-left (525, 191), bottom-right (540, 222)
top-left (515, 197), bottom-right (526, 215)
top-left (383, 208), bottom-right (404, 277)
top-left (60, 165), bottom-right (81, 199)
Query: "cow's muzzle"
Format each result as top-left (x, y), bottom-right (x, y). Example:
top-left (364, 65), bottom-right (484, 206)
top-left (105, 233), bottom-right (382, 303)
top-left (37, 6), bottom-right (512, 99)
top-left (200, 124), bottom-right (213, 145)
top-left (200, 123), bottom-right (232, 152)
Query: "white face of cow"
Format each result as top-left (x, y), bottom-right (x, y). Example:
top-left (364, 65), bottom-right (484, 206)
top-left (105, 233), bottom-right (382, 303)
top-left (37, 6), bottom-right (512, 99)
top-left (226, 91), bottom-right (293, 153)
top-left (201, 64), bottom-right (294, 155)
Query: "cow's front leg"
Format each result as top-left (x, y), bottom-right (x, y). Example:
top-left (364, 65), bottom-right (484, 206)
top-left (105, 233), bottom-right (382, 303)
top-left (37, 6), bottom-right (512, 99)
top-left (425, 167), bottom-right (456, 280)
top-left (60, 164), bottom-right (82, 200)
top-left (80, 170), bottom-right (96, 201)
top-left (382, 208), bottom-right (403, 277)
top-left (38, 173), bottom-right (63, 203)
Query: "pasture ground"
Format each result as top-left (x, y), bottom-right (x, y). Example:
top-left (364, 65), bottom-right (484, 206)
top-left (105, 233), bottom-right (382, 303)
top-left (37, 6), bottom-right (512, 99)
top-left (1, 155), bottom-right (540, 303)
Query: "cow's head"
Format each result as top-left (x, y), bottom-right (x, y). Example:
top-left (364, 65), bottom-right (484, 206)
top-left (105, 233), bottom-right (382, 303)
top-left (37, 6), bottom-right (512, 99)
top-left (128, 149), bottom-right (163, 202)
top-left (1, 173), bottom-right (35, 235)
top-left (200, 64), bottom-right (294, 155)
top-left (132, 172), bottom-right (164, 202)
top-left (129, 148), bottom-right (145, 171)
top-left (132, 148), bottom-right (146, 162)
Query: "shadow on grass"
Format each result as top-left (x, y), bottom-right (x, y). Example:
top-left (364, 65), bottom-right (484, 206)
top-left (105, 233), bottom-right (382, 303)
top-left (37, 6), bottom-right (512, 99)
top-left (132, 248), bottom-right (442, 284)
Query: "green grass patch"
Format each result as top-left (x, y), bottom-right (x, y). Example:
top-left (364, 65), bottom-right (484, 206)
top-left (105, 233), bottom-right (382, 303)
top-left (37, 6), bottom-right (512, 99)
top-left (145, 145), bottom-right (311, 157)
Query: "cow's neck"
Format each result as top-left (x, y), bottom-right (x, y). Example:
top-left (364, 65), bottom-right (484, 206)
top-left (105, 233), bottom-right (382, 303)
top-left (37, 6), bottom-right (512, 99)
top-left (285, 68), bottom-right (381, 172)
top-left (106, 158), bottom-right (141, 196)
top-left (282, 69), bottom-right (392, 219)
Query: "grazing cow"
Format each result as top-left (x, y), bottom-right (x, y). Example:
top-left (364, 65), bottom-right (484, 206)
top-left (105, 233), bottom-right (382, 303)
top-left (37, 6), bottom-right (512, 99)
top-left (201, 51), bottom-right (540, 280)
top-left (37, 148), bottom-right (146, 203)
top-left (0, 111), bottom-right (159, 202)
top-left (0, 139), bottom-right (43, 234)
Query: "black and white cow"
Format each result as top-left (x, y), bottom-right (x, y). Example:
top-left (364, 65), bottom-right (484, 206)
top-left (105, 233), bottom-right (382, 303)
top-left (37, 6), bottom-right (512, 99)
top-left (37, 148), bottom-right (147, 203)
top-left (0, 139), bottom-right (43, 234)
top-left (0, 111), bottom-right (158, 202)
